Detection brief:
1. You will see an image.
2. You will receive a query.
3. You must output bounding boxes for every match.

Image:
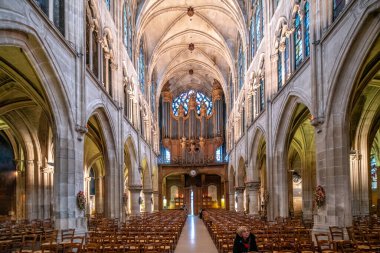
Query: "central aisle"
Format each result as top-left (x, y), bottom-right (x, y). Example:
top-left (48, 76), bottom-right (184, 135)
top-left (174, 215), bottom-right (218, 253)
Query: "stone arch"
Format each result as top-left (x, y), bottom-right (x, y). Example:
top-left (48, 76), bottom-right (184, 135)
top-left (84, 107), bottom-right (118, 218)
top-left (272, 94), bottom-right (314, 219)
top-left (322, 3), bottom-right (380, 222)
top-left (0, 29), bottom-right (74, 223)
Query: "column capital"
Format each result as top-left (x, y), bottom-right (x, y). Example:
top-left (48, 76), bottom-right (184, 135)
top-left (235, 186), bottom-right (245, 193)
top-left (129, 184), bottom-right (143, 191)
top-left (143, 189), bottom-right (153, 194)
top-left (245, 181), bottom-right (260, 191)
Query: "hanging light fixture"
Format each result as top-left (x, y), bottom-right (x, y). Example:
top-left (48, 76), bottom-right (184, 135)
top-left (188, 43), bottom-right (194, 52)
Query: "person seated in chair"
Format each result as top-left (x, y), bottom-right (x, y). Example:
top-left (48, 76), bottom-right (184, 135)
top-left (233, 226), bottom-right (258, 253)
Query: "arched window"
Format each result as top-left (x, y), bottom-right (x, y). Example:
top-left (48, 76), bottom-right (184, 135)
top-left (238, 42), bottom-right (244, 91)
top-left (333, 0), bottom-right (345, 21)
top-left (304, 1), bottom-right (310, 57)
top-left (229, 73), bottom-right (234, 111)
top-left (294, 12), bottom-right (303, 69)
top-left (123, 1), bottom-right (133, 60)
top-left (151, 82), bottom-right (156, 113)
top-left (89, 168), bottom-right (96, 196)
top-left (255, 0), bottom-right (263, 49)
top-left (277, 50), bottom-right (283, 90)
top-left (371, 155), bottom-right (377, 190)
top-left (259, 78), bottom-right (265, 112)
top-left (35, 0), bottom-right (65, 35)
top-left (172, 90), bottom-right (213, 116)
top-left (138, 40), bottom-right (145, 94)
top-left (284, 38), bottom-right (290, 79)
top-left (250, 18), bottom-right (255, 60)
top-left (105, 0), bottom-right (111, 11)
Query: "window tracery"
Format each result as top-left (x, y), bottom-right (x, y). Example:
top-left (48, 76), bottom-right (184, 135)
top-left (238, 40), bottom-right (244, 91)
top-left (105, 0), bottom-right (110, 11)
top-left (123, 1), bottom-right (133, 60)
top-left (35, 0), bottom-right (65, 35)
top-left (333, 0), bottom-right (345, 21)
top-left (172, 90), bottom-right (212, 116)
top-left (139, 39), bottom-right (145, 94)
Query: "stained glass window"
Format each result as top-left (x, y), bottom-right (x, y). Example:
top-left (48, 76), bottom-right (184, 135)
top-left (89, 168), bottom-right (95, 195)
top-left (216, 146), bottom-right (222, 162)
top-left (151, 82), bottom-right (156, 113)
top-left (238, 42), bottom-right (244, 90)
top-left (371, 155), bottom-right (377, 190)
top-left (229, 74), bottom-right (234, 112)
top-left (139, 40), bottom-right (145, 94)
top-left (255, 0), bottom-right (263, 48)
top-left (123, 1), bottom-right (133, 60)
top-left (277, 51), bottom-right (283, 90)
top-left (164, 148), bottom-right (170, 164)
top-left (294, 12), bottom-right (303, 69)
top-left (333, 0), bottom-right (345, 21)
top-left (304, 1), bottom-right (310, 57)
top-left (285, 38), bottom-right (290, 79)
top-left (259, 78), bottom-right (265, 112)
top-left (105, 0), bottom-right (110, 11)
top-left (172, 90), bottom-right (212, 116)
top-left (250, 18), bottom-right (255, 60)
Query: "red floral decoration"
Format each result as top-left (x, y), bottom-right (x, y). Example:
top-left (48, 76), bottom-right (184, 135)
top-left (77, 191), bottom-right (86, 211)
top-left (314, 185), bottom-right (326, 208)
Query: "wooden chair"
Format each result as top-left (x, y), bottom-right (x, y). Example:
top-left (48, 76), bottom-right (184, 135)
top-left (17, 234), bottom-right (38, 253)
top-left (314, 233), bottom-right (337, 253)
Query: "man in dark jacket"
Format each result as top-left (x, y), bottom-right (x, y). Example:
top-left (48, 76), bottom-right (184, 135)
top-left (233, 226), bottom-right (258, 253)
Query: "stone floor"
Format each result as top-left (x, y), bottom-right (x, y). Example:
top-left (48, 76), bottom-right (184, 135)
top-left (174, 215), bottom-right (218, 253)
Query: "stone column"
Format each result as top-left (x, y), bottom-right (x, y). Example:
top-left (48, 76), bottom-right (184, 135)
top-left (143, 190), bottom-right (153, 213)
top-left (229, 192), bottom-right (235, 211)
top-left (235, 187), bottom-right (245, 212)
top-left (26, 160), bottom-right (36, 219)
top-left (246, 182), bottom-right (260, 216)
top-left (153, 191), bottom-right (159, 212)
top-left (129, 185), bottom-right (142, 216)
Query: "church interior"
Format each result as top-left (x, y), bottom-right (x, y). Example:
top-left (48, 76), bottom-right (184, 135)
top-left (0, 0), bottom-right (380, 252)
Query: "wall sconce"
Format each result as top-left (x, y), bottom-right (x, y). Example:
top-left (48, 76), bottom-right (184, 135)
top-left (163, 196), bottom-right (167, 208)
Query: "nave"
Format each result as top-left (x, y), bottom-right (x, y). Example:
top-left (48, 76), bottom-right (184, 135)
top-left (174, 215), bottom-right (218, 253)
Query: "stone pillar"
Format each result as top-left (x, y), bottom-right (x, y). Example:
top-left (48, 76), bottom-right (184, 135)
top-left (235, 187), bottom-right (245, 212)
top-left (41, 164), bottom-right (54, 219)
top-left (229, 192), bottom-right (235, 211)
top-left (143, 190), bottom-right (153, 213)
top-left (246, 182), bottom-right (260, 216)
top-left (153, 191), bottom-right (159, 211)
top-left (26, 160), bottom-right (36, 219)
top-left (129, 185), bottom-right (142, 216)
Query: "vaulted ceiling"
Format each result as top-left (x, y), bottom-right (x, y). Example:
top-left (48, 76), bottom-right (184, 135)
top-left (136, 0), bottom-right (247, 99)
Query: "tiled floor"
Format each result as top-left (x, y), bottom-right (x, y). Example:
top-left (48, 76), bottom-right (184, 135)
top-left (174, 215), bottom-right (218, 253)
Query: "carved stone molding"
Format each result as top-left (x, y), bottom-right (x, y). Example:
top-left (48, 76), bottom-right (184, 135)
top-left (235, 186), bottom-right (245, 193)
top-left (143, 189), bottom-right (153, 194)
top-left (245, 181), bottom-right (260, 191)
top-left (128, 184), bottom-right (143, 191)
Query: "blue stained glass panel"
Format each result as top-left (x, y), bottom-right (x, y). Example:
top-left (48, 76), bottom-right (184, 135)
top-left (105, 0), bottom-right (110, 10)
top-left (304, 1), bottom-right (310, 57)
top-left (255, 0), bottom-right (263, 48)
top-left (250, 18), bottom-right (255, 60)
top-left (371, 156), bottom-right (377, 190)
top-left (139, 41), bottom-right (145, 94)
top-left (259, 78), bottom-right (265, 111)
top-left (216, 146), bottom-right (222, 162)
top-left (285, 38), bottom-right (290, 79)
top-left (172, 90), bottom-right (212, 116)
top-left (294, 13), bottom-right (303, 69)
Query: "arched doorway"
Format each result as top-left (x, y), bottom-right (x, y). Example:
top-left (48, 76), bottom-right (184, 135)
top-left (0, 46), bottom-right (56, 220)
top-left (286, 104), bottom-right (316, 220)
top-left (84, 115), bottom-right (107, 216)
top-left (348, 36), bottom-right (380, 216)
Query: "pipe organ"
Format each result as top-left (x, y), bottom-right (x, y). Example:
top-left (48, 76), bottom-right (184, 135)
top-left (161, 80), bottom-right (225, 165)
